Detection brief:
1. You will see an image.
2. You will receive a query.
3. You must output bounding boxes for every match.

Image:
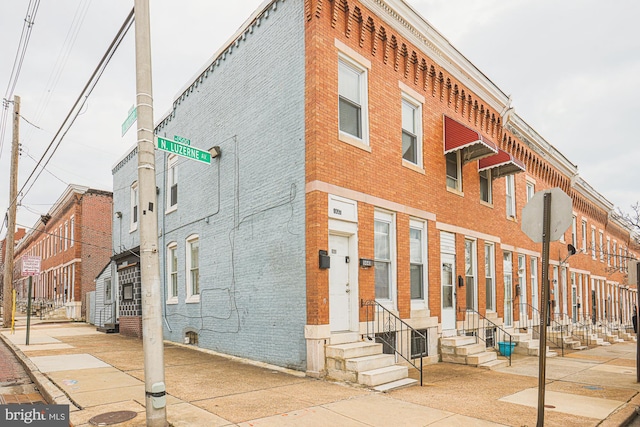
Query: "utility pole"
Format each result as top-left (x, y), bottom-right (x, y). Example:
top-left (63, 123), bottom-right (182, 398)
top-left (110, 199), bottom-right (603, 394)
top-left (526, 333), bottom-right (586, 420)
top-left (133, 1), bottom-right (167, 425)
top-left (2, 95), bottom-right (20, 328)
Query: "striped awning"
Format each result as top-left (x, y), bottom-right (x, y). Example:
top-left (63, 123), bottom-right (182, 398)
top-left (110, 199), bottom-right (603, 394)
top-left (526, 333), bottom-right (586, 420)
top-left (478, 149), bottom-right (526, 178)
top-left (443, 115), bottom-right (498, 163)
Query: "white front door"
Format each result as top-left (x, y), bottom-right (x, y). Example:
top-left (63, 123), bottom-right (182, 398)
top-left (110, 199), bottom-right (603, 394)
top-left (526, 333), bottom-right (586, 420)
top-left (441, 254), bottom-right (456, 330)
top-left (329, 234), bottom-right (352, 332)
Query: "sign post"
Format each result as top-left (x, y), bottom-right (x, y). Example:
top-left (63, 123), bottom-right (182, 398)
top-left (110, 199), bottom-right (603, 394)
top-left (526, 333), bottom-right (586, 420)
top-left (521, 188), bottom-right (572, 427)
top-left (21, 256), bottom-right (41, 345)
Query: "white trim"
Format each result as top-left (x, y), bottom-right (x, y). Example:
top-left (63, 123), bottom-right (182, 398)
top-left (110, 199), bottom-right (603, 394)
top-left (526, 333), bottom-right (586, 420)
top-left (398, 81), bottom-right (425, 104)
top-left (335, 39), bottom-right (371, 69)
top-left (438, 222), bottom-right (499, 244)
top-left (338, 53), bottom-right (370, 146)
top-left (130, 182), bottom-right (139, 233)
top-left (166, 154), bottom-right (178, 214)
top-left (401, 92), bottom-right (423, 168)
top-left (409, 218), bottom-right (428, 310)
top-left (374, 209), bottom-right (397, 310)
top-left (185, 234), bottom-right (200, 303)
top-left (166, 241), bottom-right (178, 304)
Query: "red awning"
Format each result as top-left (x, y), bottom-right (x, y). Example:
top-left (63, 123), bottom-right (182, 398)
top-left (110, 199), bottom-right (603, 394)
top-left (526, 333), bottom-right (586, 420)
top-left (443, 115), bottom-right (498, 163)
top-left (478, 149), bottom-right (526, 178)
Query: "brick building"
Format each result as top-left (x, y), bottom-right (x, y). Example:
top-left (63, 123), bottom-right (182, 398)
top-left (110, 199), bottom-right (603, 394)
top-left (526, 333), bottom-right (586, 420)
top-left (12, 185), bottom-right (113, 320)
top-left (110, 0), bottom-right (637, 384)
top-left (1, 227), bottom-right (26, 313)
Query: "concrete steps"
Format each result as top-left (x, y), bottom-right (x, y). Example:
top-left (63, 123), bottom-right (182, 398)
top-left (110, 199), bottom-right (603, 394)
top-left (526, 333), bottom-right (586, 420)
top-left (440, 335), bottom-right (507, 370)
top-left (326, 341), bottom-right (418, 391)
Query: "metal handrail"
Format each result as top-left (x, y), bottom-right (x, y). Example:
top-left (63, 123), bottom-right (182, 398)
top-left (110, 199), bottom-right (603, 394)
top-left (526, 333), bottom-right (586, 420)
top-left (361, 299), bottom-right (430, 386)
top-left (518, 302), bottom-right (567, 356)
top-left (98, 302), bottom-right (115, 327)
top-left (459, 307), bottom-right (513, 366)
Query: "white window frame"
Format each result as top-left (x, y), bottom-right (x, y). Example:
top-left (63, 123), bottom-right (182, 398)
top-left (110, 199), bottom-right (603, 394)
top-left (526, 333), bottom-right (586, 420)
top-left (186, 235), bottom-right (200, 303)
top-left (166, 155), bottom-right (178, 213)
top-left (613, 241), bottom-right (618, 269)
top-left (105, 277), bottom-right (112, 303)
top-left (64, 221), bottom-right (68, 251)
top-left (338, 53), bottom-right (369, 147)
top-left (485, 243), bottom-right (496, 311)
top-left (130, 182), bottom-right (139, 232)
top-left (591, 227), bottom-right (596, 259)
top-left (70, 216), bottom-right (75, 247)
top-left (374, 210), bottom-right (396, 308)
top-left (581, 219), bottom-right (587, 252)
top-left (606, 237), bottom-right (611, 266)
top-left (409, 219), bottom-right (428, 309)
top-left (526, 181), bottom-right (535, 202)
top-left (599, 231), bottom-right (604, 262)
top-left (571, 215), bottom-right (577, 248)
top-left (167, 242), bottom-right (178, 304)
top-left (479, 169), bottom-right (492, 204)
top-left (445, 151), bottom-right (462, 192)
top-left (506, 175), bottom-right (516, 218)
top-left (530, 257), bottom-right (538, 311)
top-left (464, 238), bottom-right (478, 311)
top-left (401, 94), bottom-right (423, 168)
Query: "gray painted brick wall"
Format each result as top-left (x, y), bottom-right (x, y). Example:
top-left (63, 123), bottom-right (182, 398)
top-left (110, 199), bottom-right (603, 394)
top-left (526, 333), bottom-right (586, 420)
top-left (112, 0), bottom-right (307, 369)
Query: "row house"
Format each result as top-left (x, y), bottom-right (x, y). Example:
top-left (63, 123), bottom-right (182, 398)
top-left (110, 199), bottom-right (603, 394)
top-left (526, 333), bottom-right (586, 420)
top-left (1, 227), bottom-right (26, 315)
top-left (107, 0), bottom-right (637, 382)
top-left (12, 184), bottom-right (113, 320)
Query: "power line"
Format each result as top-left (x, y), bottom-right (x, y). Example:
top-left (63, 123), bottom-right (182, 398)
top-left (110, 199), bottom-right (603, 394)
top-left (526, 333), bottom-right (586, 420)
top-left (11, 8), bottom-right (135, 212)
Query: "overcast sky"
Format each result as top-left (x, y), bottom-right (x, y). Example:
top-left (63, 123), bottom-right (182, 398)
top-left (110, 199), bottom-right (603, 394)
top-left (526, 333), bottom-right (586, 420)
top-left (1, 0), bottom-right (639, 237)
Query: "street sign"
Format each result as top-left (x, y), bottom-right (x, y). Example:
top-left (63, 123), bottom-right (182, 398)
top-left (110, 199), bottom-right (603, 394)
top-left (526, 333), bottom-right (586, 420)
top-left (521, 187), bottom-right (572, 243)
top-left (21, 255), bottom-right (41, 276)
top-left (156, 136), bottom-right (211, 164)
top-left (174, 135), bottom-right (190, 145)
top-left (121, 106), bottom-right (137, 136)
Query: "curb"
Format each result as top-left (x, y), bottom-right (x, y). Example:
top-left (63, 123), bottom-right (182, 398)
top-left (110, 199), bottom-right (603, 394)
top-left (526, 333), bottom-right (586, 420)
top-left (0, 330), bottom-right (80, 412)
top-left (600, 392), bottom-right (640, 427)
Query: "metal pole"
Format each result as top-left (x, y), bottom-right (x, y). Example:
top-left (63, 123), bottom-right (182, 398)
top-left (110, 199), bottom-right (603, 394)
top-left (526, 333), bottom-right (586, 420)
top-left (133, 1), bottom-right (167, 425)
top-left (537, 191), bottom-right (552, 427)
top-left (26, 276), bottom-right (32, 345)
top-left (2, 95), bottom-right (20, 328)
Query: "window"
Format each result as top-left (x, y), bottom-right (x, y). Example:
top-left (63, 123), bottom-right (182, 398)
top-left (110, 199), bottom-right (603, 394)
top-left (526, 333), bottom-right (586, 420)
top-left (571, 215), bottom-right (577, 248)
top-left (479, 169), bottom-right (492, 203)
top-left (606, 238), bottom-right (611, 266)
top-left (167, 242), bottom-right (178, 303)
top-left (64, 222), bottom-right (68, 251)
top-left (186, 235), bottom-right (200, 301)
top-left (591, 228), bottom-right (596, 259)
top-left (410, 220), bottom-right (427, 302)
top-left (338, 56), bottom-right (368, 142)
top-left (401, 96), bottom-right (422, 166)
top-left (526, 181), bottom-right (535, 202)
top-left (530, 257), bottom-right (538, 311)
top-left (410, 329), bottom-right (428, 358)
top-left (465, 239), bottom-right (477, 310)
top-left (122, 283), bottom-right (133, 301)
top-left (446, 151), bottom-right (461, 191)
top-left (503, 251), bottom-right (513, 327)
top-left (167, 155), bottom-right (178, 211)
top-left (581, 220), bottom-right (587, 252)
top-left (506, 175), bottom-right (516, 218)
top-left (131, 182), bottom-right (139, 231)
top-left (105, 278), bottom-right (112, 302)
top-left (374, 211), bottom-right (395, 302)
top-left (70, 216), bottom-right (75, 247)
top-left (599, 231), bottom-right (604, 262)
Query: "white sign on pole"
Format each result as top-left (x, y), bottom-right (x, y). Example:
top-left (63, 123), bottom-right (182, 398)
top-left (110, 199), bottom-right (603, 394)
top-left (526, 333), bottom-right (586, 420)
top-left (521, 187), bottom-right (573, 243)
top-left (21, 256), bottom-right (41, 277)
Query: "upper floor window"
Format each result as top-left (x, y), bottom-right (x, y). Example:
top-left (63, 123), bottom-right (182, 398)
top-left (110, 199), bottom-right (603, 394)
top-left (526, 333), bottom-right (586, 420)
top-left (446, 151), bottom-right (461, 191)
top-left (70, 216), bottom-right (75, 247)
top-left (591, 227), bottom-right (596, 259)
top-left (186, 235), bottom-right (200, 302)
top-left (130, 182), bottom-right (139, 232)
top-left (479, 169), bottom-right (492, 204)
top-left (167, 155), bottom-right (178, 211)
top-left (64, 222), bottom-right (69, 251)
top-left (599, 231), bottom-right (604, 262)
top-left (167, 242), bottom-right (178, 303)
top-left (338, 56), bottom-right (368, 143)
top-left (105, 278), bottom-right (112, 302)
top-left (401, 96), bottom-right (422, 166)
top-left (606, 238), bottom-right (611, 266)
top-left (505, 175), bottom-right (516, 218)
top-left (526, 181), bottom-right (535, 202)
top-left (571, 215), bottom-right (577, 248)
top-left (613, 241), bottom-right (618, 268)
top-left (581, 219), bottom-right (587, 252)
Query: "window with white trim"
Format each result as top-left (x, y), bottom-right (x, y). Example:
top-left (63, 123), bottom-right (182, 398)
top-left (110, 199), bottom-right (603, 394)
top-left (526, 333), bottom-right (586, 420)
top-left (70, 216), bottom-right (75, 247)
top-left (613, 241), bottom-right (618, 269)
top-left (374, 211), bottom-right (395, 302)
top-left (599, 231), bottom-right (604, 262)
top-left (186, 235), bottom-right (200, 302)
top-left (64, 222), bottom-right (68, 251)
top-left (409, 220), bottom-right (427, 303)
top-left (506, 175), bottom-right (516, 218)
top-left (479, 169), bottom-right (492, 204)
top-left (591, 227), bottom-right (596, 259)
top-left (526, 181), bottom-right (535, 202)
top-left (571, 215), bottom-right (577, 248)
top-left (105, 278), bottom-right (112, 302)
top-left (446, 151), bottom-right (461, 191)
top-left (401, 95), bottom-right (422, 166)
top-left (530, 257), bottom-right (538, 311)
top-left (130, 182), bottom-right (139, 232)
top-left (581, 219), bottom-right (587, 252)
top-left (338, 56), bottom-right (368, 143)
top-left (465, 239), bottom-right (477, 311)
top-left (167, 242), bottom-right (178, 303)
top-left (167, 155), bottom-right (178, 211)
top-left (606, 237), bottom-right (611, 266)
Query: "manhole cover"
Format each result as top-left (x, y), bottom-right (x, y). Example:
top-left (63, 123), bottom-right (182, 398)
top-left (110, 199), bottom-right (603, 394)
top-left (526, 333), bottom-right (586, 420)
top-left (89, 411), bottom-right (137, 426)
top-left (544, 404), bottom-right (556, 409)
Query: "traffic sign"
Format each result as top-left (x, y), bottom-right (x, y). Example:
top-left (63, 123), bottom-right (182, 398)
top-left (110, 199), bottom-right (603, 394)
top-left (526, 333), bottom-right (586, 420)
top-left (521, 187), bottom-right (573, 243)
top-left (21, 255), bottom-right (41, 276)
top-left (121, 106), bottom-right (137, 136)
top-left (156, 136), bottom-right (211, 164)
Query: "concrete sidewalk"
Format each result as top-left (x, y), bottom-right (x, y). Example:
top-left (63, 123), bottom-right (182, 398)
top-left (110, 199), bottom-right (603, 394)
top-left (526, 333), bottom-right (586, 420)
top-left (1, 319), bottom-right (639, 427)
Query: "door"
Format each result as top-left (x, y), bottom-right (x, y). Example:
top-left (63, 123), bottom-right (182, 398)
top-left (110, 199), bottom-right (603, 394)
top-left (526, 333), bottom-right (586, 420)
top-left (329, 234), bottom-right (352, 332)
top-left (441, 254), bottom-right (456, 330)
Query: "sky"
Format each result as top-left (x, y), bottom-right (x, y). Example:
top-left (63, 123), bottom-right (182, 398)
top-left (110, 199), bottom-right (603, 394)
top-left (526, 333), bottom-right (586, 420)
top-left (1, 0), bottom-right (639, 238)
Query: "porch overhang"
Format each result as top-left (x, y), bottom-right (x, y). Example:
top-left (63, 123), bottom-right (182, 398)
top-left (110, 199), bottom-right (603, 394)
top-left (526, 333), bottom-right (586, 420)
top-left (478, 149), bottom-right (526, 179)
top-left (443, 115), bottom-right (498, 164)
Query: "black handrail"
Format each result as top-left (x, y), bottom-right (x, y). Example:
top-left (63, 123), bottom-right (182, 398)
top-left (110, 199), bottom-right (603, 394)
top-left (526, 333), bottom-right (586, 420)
top-left (361, 299), bottom-right (431, 386)
top-left (458, 307), bottom-right (513, 366)
top-left (518, 302), bottom-right (569, 356)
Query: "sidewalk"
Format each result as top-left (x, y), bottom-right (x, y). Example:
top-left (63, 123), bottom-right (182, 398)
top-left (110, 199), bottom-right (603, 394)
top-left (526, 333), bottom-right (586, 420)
top-left (1, 318), bottom-right (639, 426)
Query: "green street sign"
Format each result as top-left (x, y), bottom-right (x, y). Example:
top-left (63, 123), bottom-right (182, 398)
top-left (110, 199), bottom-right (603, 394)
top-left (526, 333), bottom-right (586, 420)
top-left (121, 106), bottom-right (137, 136)
top-left (157, 136), bottom-right (211, 164)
